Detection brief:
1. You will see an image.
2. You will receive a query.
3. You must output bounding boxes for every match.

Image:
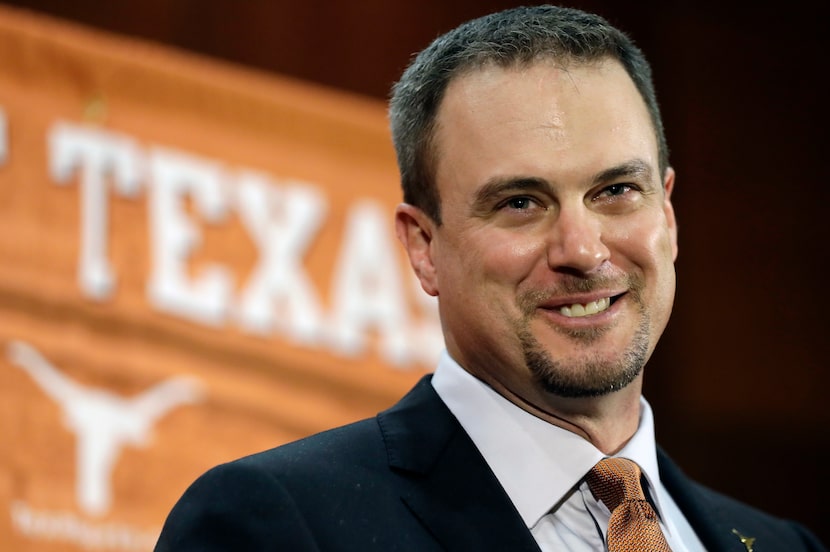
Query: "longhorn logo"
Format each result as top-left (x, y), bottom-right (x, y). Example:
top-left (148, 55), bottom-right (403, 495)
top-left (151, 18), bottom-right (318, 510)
top-left (7, 340), bottom-right (205, 516)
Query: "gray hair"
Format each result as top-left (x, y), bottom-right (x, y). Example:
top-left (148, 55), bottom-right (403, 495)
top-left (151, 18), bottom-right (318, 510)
top-left (389, 4), bottom-right (668, 223)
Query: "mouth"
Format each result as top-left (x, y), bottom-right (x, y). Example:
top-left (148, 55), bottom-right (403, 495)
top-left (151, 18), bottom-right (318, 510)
top-left (556, 294), bottom-right (623, 318)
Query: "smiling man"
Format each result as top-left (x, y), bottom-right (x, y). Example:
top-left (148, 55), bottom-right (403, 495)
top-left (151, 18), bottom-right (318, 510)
top-left (395, 60), bottom-right (678, 455)
top-left (155, 5), bottom-right (826, 551)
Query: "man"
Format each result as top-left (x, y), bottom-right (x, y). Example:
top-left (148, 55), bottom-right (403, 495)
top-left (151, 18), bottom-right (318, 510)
top-left (155, 5), bottom-right (826, 551)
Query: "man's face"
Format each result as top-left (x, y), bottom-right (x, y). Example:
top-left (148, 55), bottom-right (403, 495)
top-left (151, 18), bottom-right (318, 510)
top-left (398, 59), bottom-right (678, 404)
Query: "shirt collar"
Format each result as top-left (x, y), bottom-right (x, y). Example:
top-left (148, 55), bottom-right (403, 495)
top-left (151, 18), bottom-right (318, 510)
top-left (431, 350), bottom-right (665, 528)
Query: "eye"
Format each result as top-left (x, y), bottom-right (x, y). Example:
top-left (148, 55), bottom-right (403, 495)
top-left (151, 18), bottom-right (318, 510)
top-left (502, 196), bottom-right (536, 210)
top-left (593, 183), bottom-right (640, 203)
top-left (603, 183), bottom-right (633, 197)
top-left (589, 182), bottom-right (649, 213)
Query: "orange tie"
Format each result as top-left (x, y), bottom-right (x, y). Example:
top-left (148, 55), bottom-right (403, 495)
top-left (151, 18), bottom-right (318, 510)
top-left (585, 458), bottom-right (672, 552)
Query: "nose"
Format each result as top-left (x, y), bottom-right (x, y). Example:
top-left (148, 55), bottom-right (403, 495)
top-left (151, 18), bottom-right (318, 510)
top-left (547, 205), bottom-right (610, 274)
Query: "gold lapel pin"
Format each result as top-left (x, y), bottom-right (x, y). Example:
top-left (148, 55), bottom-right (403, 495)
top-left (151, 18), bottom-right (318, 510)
top-left (731, 528), bottom-right (756, 552)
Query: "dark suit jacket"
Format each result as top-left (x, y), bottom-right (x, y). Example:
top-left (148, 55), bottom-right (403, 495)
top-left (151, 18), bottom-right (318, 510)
top-left (155, 375), bottom-right (825, 551)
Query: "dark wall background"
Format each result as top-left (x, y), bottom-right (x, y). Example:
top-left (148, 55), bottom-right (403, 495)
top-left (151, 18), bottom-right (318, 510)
top-left (4, 0), bottom-right (827, 544)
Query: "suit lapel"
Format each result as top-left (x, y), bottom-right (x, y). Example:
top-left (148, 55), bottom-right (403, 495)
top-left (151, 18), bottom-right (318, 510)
top-left (378, 376), bottom-right (541, 552)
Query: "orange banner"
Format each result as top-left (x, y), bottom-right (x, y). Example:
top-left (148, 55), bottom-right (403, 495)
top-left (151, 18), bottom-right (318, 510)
top-left (0, 5), bottom-right (437, 550)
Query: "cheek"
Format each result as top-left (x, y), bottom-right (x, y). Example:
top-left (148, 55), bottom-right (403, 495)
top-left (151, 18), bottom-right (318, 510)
top-left (619, 219), bottom-right (677, 312)
top-left (435, 229), bottom-right (546, 307)
top-left (476, 233), bottom-right (547, 285)
top-left (610, 212), bottom-right (676, 266)
top-left (644, 224), bottom-right (678, 268)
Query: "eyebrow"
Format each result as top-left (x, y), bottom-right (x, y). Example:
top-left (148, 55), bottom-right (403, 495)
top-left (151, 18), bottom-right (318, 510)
top-left (592, 159), bottom-right (654, 186)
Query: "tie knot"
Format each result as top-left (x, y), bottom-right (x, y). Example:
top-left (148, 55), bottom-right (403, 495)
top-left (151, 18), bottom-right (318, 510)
top-left (585, 457), bottom-right (646, 512)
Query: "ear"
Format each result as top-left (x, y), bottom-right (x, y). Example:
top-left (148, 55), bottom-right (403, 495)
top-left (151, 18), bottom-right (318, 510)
top-left (394, 203), bottom-right (439, 296)
top-left (662, 167), bottom-right (679, 261)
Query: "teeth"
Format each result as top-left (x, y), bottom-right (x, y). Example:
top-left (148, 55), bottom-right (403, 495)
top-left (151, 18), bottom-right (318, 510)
top-left (559, 297), bottom-right (611, 318)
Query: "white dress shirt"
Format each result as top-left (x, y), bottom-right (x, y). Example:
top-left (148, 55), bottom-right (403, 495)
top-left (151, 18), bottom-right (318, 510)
top-left (431, 350), bottom-right (706, 551)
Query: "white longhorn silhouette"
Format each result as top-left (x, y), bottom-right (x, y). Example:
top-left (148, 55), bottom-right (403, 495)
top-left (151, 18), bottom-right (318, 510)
top-left (7, 340), bottom-right (206, 516)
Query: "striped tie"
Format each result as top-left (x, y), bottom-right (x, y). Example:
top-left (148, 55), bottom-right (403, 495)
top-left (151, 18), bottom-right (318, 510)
top-left (585, 458), bottom-right (672, 552)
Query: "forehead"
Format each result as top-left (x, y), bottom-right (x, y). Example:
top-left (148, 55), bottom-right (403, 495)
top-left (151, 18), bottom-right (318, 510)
top-left (432, 59), bottom-right (658, 189)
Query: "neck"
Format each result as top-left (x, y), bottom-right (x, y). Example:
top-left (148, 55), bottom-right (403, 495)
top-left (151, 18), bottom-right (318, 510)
top-left (487, 376), bottom-right (643, 455)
